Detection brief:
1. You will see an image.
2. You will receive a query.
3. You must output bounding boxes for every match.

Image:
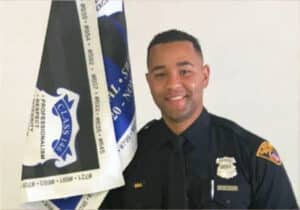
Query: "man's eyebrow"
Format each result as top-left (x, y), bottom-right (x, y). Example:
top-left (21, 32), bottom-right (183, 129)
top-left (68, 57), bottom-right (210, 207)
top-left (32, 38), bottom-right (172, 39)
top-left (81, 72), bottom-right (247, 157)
top-left (150, 65), bottom-right (166, 72)
top-left (176, 61), bottom-right (194, 67)
top-left (150, 61), bottom-right (193, 72)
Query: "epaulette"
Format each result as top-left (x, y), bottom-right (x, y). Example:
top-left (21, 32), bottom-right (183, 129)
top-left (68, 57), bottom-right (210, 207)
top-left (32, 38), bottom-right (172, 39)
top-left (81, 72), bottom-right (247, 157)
top-left (139, 119), bottom-right (157, 132)
top-left (210, 114), bottom-right (247, 137)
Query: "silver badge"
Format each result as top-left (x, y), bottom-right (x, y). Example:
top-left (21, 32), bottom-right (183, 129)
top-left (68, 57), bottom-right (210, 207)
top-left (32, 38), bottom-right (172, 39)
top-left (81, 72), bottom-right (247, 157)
top-left (216, 156), bottom-right (237, 179)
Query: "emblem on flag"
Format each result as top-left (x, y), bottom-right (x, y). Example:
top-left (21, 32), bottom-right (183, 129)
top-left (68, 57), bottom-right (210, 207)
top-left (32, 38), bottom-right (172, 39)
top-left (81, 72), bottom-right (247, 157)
top-left (23, 88), bottom-right (80, 168)
top-left (51, 89), bottom-right (79, 167)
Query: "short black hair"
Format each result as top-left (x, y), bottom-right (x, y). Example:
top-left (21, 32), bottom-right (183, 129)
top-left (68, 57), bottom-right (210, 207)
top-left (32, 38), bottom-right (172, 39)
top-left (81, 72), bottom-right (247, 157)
top-left (147, 29), bottom-right (203, 65)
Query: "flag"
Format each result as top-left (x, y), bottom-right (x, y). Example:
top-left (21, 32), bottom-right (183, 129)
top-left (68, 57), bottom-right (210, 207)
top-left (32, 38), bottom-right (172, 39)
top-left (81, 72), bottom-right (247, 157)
top-left (21, 0), bottom-right (136, 209)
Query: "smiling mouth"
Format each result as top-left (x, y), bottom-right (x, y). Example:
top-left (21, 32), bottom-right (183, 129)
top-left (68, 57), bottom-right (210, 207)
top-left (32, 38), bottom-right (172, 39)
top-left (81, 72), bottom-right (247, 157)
top-left (166, 95), bottom-right (187, 102)
top-left (168, 96), bottom-right (184, 101)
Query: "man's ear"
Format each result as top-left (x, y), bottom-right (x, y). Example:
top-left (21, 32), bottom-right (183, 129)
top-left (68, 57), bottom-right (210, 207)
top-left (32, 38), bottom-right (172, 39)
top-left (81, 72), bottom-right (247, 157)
top-left (202, 64), bottom-right (210, 88)
top-left (145, 72), bottom-right (150, 84)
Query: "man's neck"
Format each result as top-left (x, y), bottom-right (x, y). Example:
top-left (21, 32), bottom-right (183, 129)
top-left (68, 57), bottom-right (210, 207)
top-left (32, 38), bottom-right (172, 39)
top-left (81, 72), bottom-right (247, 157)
top-left (163, 106), bottom-right (204, 135)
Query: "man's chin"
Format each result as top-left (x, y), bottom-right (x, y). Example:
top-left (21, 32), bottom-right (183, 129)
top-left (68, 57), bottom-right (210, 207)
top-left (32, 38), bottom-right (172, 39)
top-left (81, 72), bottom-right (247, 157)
top-left (162, 111), bottom-right (189, 123)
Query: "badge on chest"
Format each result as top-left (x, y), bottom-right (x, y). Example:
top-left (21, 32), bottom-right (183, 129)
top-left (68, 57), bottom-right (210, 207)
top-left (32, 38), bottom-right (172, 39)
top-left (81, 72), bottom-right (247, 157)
top-left (216, 156), bottom-right (237, 179)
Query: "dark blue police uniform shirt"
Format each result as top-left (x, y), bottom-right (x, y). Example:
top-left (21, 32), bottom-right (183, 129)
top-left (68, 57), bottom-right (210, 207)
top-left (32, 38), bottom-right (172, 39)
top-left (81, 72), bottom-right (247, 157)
top-left (100, 108), bottom-right (298, 209)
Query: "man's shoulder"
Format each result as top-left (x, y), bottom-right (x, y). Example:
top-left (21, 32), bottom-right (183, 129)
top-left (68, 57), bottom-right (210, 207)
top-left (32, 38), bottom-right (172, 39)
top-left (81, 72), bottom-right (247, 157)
top-left (136, 119), bottom-right (162, 148)
top-left (209, 113), bottom-right (265, 148)
top-left (210, 112), bottom-right (286, 166)
top-left (138, 119), bottom-right (161, 136)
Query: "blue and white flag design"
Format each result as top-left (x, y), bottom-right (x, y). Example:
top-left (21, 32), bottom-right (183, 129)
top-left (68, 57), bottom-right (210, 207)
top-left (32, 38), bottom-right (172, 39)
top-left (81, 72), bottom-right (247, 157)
top-left (21, 0), bottom-right (136, 209)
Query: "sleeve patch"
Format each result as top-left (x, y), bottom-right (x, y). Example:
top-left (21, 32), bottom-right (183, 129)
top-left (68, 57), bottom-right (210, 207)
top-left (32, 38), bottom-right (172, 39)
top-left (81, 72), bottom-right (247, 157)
top-left (256, 141), bottom-right (282, 166)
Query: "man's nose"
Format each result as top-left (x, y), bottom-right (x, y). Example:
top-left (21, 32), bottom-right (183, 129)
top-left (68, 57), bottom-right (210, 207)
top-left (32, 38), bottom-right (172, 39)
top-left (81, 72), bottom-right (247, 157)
top-left (166, 72), bottom-right (181, 90)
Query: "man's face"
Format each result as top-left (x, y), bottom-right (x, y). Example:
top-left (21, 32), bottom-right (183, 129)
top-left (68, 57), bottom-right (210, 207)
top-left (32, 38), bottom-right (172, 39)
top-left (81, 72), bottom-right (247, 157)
top-left (147, 41), bottom-right (209, 126)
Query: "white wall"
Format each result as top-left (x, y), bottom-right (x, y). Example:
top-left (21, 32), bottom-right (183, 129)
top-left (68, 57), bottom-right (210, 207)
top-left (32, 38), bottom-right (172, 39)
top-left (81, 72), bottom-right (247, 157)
top-left (1, 0), bottom-right (299, 209)
top-left (0, 1), bottom-right (52, 210)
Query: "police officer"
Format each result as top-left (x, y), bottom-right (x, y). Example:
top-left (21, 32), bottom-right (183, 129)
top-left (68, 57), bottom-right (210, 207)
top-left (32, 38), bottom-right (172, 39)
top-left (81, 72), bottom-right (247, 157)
top-left (100, 29), bottom-right (298, 209)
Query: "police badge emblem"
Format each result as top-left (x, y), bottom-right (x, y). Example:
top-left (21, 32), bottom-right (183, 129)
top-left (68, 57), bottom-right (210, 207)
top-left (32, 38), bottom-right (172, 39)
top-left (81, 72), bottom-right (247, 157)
top-left (216, 156), bottom-right (237, 179)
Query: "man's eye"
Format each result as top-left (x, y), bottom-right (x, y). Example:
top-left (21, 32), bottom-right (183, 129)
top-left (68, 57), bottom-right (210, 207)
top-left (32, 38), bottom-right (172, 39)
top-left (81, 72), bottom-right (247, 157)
top-left (153, 72), bottom-right (167, 78)
top-left (180, 69), bottom-right (191, 76)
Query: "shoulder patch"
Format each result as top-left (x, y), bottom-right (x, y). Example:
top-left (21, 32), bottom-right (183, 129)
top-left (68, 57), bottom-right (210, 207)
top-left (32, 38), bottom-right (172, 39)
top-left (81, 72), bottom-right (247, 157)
top-left (256, 141), bottom-right (282, 165)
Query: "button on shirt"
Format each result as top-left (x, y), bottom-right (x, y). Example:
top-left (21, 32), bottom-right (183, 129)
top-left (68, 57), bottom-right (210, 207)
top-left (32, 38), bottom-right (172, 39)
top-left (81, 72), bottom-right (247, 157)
top-left (178, 110), bottom-right (213, 208)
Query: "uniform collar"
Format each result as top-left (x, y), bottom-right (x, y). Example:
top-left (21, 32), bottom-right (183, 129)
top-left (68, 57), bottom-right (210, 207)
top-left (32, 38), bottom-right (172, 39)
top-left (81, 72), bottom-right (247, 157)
top-left (157, 108), bottom-right (211, 150)
top-left (156, 119), bottom-right (179, 150)
top-left (180, 108), bottom-right (211, 147)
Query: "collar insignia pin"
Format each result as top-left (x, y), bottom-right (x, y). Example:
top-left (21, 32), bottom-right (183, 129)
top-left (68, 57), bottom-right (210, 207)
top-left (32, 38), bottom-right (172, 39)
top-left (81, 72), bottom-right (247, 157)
top-left (133, 182), bottom-right (143, 189)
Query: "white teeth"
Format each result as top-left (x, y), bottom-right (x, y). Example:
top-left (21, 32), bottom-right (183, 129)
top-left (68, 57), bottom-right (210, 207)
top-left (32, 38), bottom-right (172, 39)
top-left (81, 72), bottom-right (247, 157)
top-left (169, 96), bottom-right (184, 101)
